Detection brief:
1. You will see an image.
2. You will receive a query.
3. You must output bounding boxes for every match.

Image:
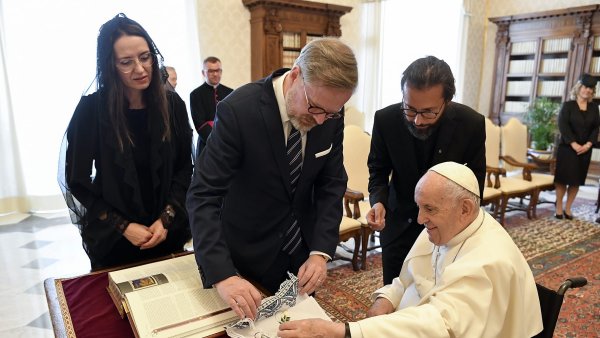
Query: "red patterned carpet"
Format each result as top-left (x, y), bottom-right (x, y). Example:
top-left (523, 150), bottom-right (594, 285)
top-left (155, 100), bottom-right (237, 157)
top-left (316, 200), bottom-right (600, 337)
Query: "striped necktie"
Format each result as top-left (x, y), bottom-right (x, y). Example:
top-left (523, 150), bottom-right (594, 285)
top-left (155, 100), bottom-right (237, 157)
top-left (282, 123), bottom-right (303, 254)
top-left (287, 125), bottom-right (302, 193)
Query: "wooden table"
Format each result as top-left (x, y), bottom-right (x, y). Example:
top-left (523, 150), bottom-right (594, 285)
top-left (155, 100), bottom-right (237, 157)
top-left (44, 276), bottom-right (71, 337)
top-left (43, 252), bottom-right (228, 338)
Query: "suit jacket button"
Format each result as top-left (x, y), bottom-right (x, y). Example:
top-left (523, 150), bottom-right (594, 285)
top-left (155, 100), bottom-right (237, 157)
top-left (438, 149), bottom-right (442, 154)
top-left (408, 218), bottom-right (412, 223)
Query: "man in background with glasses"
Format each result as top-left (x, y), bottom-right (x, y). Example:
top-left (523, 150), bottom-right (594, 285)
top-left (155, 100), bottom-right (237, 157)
top-left (367, 56), bottom-right (486, 285)
top-left (187, 38), bottom-right (358, 319)
top-left (190, 56), bottom-right (234, 156)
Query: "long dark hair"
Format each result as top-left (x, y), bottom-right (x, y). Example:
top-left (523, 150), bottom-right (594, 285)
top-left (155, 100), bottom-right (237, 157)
top-left (96, 13), bottom-right (170, 151)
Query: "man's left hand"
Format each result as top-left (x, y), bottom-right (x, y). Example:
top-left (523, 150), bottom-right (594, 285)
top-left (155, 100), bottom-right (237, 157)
top-left (297, 255), bottom-right (327, 294)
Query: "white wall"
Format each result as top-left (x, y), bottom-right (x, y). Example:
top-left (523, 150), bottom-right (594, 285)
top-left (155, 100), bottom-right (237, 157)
top-left (1, 1), bottom-right (202, 212)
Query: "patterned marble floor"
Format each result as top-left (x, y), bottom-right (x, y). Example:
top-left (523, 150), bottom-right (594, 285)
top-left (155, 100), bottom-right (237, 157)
top-left (0, 186), bottom-right (595, 338)
top-left (0, 210), bottom-right (89, 338)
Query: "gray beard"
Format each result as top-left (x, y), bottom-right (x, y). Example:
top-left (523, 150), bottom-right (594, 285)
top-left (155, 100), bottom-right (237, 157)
top-left (289, 115), bottom-right (314, 133)
top-left (404, 118), bottom-right (436, 140)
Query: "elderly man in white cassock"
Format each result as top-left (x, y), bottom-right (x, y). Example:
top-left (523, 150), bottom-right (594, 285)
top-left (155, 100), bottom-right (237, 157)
top-left (278, 161), bottom-right (543, 338)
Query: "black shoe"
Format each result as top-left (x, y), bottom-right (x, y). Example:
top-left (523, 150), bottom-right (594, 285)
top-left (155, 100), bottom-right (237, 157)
top-left (596, 217), bottom-right (600, 224)
top-left (564, 212), bottom-right (573, 220)
top-left (555, 214), bottom-right (563, 219)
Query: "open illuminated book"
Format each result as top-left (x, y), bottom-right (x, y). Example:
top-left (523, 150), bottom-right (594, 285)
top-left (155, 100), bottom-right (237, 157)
top-left (107, 253), bottom-right (237, 338)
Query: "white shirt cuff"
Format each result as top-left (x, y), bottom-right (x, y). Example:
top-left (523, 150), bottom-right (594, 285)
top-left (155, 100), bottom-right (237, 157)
top-left (310, 251), bottom-right (331, 262)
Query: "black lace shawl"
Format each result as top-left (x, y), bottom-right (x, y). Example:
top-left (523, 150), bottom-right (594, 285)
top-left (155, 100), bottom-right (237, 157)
top-left (58, 90), bottom-right (193, 266)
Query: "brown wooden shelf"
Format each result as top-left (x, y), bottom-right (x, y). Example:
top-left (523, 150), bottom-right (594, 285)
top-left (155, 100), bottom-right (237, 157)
top-left (489, 5), bottom-right (600, 126)
top-left (538, 73), bottom-right (567, 77)
top-left (243, 0), bottom-right (352, 80)
top-left (507, 73), bottom-right (535, 78)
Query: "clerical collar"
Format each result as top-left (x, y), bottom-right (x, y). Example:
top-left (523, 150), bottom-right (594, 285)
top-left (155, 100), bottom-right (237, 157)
top-left (443, 208), bottom-right (485, 249)
top-left (432, 208), bottom-right (485, 287)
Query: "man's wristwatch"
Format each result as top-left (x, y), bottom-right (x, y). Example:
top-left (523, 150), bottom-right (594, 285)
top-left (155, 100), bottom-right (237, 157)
top-left (344, 322), bottom-right (351, 338)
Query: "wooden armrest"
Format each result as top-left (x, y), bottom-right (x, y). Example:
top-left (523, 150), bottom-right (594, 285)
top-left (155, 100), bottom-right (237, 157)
top-left (527, 151), bottom-right (555, 165)
top-left (485, 166), bottom-right (503, 189)
top-left (344, 189), bottom-right (364, 201)
top-left (500, 155), bottom-right (537, 181)
top-left (344, 188), bottom-right (365, 218)
top-left (486, 166), bottom-right (505, 175)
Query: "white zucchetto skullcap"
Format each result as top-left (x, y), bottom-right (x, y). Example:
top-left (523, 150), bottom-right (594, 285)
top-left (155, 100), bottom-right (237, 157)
top-left (428, 161), bottom-right (479, 196)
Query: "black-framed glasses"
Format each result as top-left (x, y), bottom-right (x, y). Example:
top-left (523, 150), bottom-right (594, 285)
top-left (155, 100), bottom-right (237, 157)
top-left (400, 101), bottom-right (445, 119)
top-left (115, 52), bottom-right (155, 73)
top-left (206, 69), bottom-right (222, 74)
top-left (300, 72), bottom-right (344, 119)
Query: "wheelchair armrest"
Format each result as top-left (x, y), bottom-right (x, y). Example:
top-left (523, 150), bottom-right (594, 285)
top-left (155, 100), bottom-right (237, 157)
top-left (558, 277), bottom-right (588, 295)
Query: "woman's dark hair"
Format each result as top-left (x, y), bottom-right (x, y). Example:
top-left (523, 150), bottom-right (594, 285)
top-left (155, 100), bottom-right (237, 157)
top-left (96, 13), bottom-right (170, 151)
top-left (401, 56), bottom-right (456, 102)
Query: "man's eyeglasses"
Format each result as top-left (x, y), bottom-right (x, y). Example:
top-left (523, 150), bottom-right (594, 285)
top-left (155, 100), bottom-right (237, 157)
top-left (400, 101), bottom-right (445, 119)
top-left (115, 52), bottom-right (155, 73)
top-left (206, 69), bottom-right (222, 75)
top-left (300, 72), bottom-right (344, 120)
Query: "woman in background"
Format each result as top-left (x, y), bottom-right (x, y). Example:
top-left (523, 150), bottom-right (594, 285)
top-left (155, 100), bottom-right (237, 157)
top-left (554, 73), bottom-right (600, 220)
top-left (59, 13), bottom-right (193, 270)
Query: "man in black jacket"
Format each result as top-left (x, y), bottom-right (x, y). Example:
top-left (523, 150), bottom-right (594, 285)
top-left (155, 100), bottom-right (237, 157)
top-left (189, 56), bottom-right (234, 156)
top-left (366, 56), bottom-right (486, 285)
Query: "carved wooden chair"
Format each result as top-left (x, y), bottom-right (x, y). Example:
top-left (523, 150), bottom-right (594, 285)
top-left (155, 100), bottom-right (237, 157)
top-left (482, 172), bottom-right (502, 219)
top-left (500, 117), bottom-right (555, 218)
top-left (485, 118), bottom-right (537, 225)
top-left (342, 125), bottom-right (374, 270)
top-left (336, 214), bottom-right (363, 271)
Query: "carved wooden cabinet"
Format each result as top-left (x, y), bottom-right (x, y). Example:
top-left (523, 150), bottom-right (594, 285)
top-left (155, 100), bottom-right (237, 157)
top-left (242, 0), bottom-right (352, 80)
top-left (489, 5), bottom-right (600, 125)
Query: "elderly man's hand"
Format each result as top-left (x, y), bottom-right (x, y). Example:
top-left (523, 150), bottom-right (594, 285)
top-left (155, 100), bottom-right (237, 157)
top-left (366, 297), bottom-right (395, 317)
top-left (214, 276), bottom-right (262, 319)
top-left (367, 202), bottom-right (386, 231)
top-left (278, 319), bottom-right (345, 338)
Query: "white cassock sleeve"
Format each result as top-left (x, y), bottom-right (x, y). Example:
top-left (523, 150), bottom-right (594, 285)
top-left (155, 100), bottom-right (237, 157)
top-left (357, 268), bottom-right (495, 338)
top-left (371, 277), bottom-right (406, 308)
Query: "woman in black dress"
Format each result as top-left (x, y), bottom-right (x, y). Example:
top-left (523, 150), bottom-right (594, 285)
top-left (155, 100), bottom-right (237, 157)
top-left (59, 14), bottom-right (193, 270)
top-left (554, 74), bottom-right (600, 219)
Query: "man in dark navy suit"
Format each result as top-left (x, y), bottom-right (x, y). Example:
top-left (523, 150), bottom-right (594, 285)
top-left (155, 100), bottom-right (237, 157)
top-left (187, 38), bottom-right (358, 320)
